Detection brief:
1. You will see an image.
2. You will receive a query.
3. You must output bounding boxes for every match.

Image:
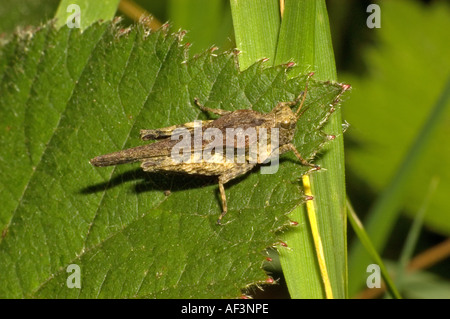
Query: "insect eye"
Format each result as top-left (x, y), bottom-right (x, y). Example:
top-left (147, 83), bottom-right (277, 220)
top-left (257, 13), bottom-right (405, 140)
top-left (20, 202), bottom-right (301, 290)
top-left (281, 120), bottom-right (291, 129)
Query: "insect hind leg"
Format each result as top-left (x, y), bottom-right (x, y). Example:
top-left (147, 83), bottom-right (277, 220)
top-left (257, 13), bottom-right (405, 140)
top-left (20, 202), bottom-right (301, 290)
top-left (279, 143), bottom-right (320, 170)
top-left (216, 164), bottom-right (255, 224)
top-left (140, 120), bottom-right (213, 140)
top-left (194, 98), bottom-right (232, 116)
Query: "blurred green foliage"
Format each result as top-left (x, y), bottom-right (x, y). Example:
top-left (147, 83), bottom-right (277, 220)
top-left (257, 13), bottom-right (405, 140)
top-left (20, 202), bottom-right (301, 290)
top-left (342, 0), bottom-right (450, 235)
top-left (0, 0), bottom-right (60, 34)
top-left (339, 0), bottom-right (450, 297)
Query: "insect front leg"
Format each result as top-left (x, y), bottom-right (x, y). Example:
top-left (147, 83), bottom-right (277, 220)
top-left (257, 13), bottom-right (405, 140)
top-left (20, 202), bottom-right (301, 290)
top-left (276, 94), bottom-right (303, 108)
top-left (217, 163), bottom-right (256, 224)
top-left (278, 143), bottom-right (320, 170)
top-left (275, 72), bottom-right (313, 117)
top-left (194, 98), bottom-right (232, 116)
top-left (140, 120), bottom-right (213, 140)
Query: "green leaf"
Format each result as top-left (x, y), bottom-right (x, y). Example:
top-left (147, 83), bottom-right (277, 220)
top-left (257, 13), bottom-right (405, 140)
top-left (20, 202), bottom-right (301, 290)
top-left (0, 21), bottom-right (345, 298)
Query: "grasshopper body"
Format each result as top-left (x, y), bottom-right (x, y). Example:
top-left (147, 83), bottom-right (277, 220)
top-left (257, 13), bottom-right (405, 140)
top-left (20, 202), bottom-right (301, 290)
top-left (91, 73), bottom-right (329, 224)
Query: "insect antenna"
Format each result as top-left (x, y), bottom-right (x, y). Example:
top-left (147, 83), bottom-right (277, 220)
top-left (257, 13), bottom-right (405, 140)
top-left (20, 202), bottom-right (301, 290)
top-left (296, 104), bottom-right (310, 119)
top-left (295, 72), bottom-right (314, 119)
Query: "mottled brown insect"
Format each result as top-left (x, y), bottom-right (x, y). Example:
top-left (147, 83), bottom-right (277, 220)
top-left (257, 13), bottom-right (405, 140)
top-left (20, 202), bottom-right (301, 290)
top-left (91, 73), bottom-right (322, 224)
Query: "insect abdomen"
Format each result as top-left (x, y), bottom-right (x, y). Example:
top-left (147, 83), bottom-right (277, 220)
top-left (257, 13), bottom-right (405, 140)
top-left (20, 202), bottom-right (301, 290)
top-left (90, 144), bottom-right (170, 167)
top-left (141, 155), bottom-right (252, 176)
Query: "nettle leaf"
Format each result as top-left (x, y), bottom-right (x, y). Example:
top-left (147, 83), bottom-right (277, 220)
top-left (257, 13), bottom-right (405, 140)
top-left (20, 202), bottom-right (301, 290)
top-left (0, 21), bottom-right (346, 298)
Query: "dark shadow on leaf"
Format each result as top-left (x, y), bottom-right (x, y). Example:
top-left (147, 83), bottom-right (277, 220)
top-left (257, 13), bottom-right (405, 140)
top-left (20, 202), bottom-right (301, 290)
top-left (80, 156), bottom-right (313, 209)
top-left (80, 168), bottom-right (145, 194)
top-left (80, 167), bottom-right (219, 196)
top-left (133, 171), bottom-right (218, 194)
top-left (80, 162), bottom-right (270, 215)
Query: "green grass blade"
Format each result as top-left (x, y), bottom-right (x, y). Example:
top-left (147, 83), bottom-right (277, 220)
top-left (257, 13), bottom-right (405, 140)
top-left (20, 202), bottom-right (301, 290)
top-left (230, 0), bottom-right (281, 68)
top-left (229, 0), bottom-right (347, 299)
top-left (275, 0), bottom-right (347, 299)
top-left (348, 77), bottom-right (450, 295)
top-left (346, 198), bottom-right (401, 299)
top-left (168, 0), bottom-right (233, 55)
top-left (396, 177), bottom-right (439, 290)
top-left (54, 0), bottom-right (120, 30)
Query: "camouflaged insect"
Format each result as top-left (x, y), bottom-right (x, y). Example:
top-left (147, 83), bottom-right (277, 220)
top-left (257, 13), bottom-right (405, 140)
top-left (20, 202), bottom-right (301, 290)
top-left (90, 73), bottom-right (350, 224)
